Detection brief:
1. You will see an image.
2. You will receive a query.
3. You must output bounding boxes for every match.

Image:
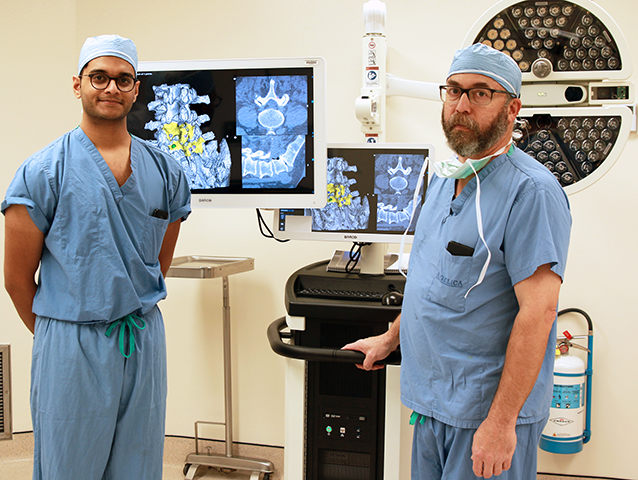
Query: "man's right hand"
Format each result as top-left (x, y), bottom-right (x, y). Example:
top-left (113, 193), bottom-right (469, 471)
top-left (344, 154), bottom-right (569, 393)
top-left (342, 315), bottom-right (401, 371)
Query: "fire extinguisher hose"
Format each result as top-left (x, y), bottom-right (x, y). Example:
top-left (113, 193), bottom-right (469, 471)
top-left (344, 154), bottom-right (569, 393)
top-left (557, 308), bottom-right (593, 444)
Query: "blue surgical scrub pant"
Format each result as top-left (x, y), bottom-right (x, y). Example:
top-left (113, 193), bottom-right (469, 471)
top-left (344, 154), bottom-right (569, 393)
top-left (411, 416), bottom-right (547, 480)
top-left (30, 306), bottom-right (167, 480)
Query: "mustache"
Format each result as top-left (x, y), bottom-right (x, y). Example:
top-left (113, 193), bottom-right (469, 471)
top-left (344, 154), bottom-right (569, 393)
top-left (446, 113), bottom-right (479, 130)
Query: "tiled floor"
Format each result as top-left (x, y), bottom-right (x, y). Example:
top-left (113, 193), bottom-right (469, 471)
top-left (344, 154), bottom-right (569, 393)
top-left (0, 433), bottom-right (283, 480)
top-left (0, 432), bottom-right (611, 480)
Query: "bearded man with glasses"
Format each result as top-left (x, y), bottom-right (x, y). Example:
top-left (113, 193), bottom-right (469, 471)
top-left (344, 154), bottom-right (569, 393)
top-left (3, 35), bottom-right (191, 480)
top-left (344, 43), bottom-right (572, 480)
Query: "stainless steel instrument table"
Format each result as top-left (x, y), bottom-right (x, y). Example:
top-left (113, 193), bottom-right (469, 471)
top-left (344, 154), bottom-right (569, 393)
top-left (168, 256), bottom-right (274, 480)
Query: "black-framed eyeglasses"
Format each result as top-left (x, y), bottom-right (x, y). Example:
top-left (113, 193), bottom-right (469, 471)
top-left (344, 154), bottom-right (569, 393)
top-left (439, 85), bottom-right (516, 106)
top-left (79, 73), bottom-right (137, 92)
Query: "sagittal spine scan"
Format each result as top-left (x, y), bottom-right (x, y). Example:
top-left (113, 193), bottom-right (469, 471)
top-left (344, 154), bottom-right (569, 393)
top-left (144, 83), bottom-right (231, 189)
top-left (236, 75), bottom-right (308, 189)
top-left (375, 154), bottom-right (424, 231)
top-left (310, 156), bottom-right (370, 231)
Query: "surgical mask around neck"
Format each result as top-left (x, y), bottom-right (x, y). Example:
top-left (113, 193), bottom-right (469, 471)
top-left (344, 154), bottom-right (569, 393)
top-left (432, 142), bottom-right (512, 179)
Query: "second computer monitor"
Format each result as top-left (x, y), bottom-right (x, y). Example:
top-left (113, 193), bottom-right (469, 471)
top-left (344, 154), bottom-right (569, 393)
top-left (276, 143), bottom-right (433, 244)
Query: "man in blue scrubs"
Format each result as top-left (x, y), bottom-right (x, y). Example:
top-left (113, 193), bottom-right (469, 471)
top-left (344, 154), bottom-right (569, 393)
top-left (344, 44), bottom-right (571, 479)
top-left (3, 35), bottom-right (191, 479)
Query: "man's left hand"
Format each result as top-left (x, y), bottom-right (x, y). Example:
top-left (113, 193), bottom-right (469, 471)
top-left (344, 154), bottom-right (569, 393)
top-left (471, 418), bottom-right (517, 478)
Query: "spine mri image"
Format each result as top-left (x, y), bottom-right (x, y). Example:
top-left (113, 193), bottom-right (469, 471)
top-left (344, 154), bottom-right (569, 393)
top-left (236, 75), bottom-right (308, 189)
top-left (144, 83), bottom-right (232, 190)
top-left (137, 72), bottom-right (311, 192)
top-left (374, 153), bottom-right (423, 231)
top-left (309, 152), bottom-right (424, 232)
top-left (311, 156), bottom-right (371, 231)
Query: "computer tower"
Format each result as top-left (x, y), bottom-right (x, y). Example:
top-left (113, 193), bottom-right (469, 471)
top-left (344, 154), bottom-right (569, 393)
top-left (269, 260), bottom-right (405, 480)
top-left (299, 319), bottom-right (388, 480)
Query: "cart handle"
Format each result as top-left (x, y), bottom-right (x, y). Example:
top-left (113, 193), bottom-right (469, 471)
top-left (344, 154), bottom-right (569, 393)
top-left (267, 316), bottom-right (401, 365)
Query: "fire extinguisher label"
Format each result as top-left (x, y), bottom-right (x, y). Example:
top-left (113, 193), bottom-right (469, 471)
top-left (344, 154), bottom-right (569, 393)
top-left (552, 383), bottom-right (585, 409)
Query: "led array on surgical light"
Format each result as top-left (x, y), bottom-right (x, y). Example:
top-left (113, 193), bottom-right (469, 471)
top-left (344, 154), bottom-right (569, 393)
top-left (514, 112), bottom-right (622, 186)
top-left (464, 0), bottom-right (634, 194)
top-left (474, 1), bottom-right (623, 77)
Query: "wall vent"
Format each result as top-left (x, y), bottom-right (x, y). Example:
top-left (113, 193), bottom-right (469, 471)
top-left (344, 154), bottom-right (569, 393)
top-left (0, 344), bottom-right (12, 441)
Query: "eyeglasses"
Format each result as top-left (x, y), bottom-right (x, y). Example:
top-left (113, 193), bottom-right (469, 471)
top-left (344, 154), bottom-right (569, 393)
top-left (79, 73), bottom-right (137, 92)
top-left (439, 85), bottom-right (516, 106)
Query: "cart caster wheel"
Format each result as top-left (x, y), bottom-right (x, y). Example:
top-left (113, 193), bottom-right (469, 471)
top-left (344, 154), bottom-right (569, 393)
top-left (184, 463), bottom-right (199, 480)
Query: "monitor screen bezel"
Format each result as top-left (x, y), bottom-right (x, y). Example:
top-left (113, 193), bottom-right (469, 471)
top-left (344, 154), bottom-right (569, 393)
top-left (130, 57), bottom-right (327, 209)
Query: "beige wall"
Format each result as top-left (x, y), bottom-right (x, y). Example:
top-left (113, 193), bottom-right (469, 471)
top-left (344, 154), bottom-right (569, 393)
top-left (1, 1), bottom-right (636, 478)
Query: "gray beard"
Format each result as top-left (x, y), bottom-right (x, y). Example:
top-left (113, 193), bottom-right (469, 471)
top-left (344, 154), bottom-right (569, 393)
top-left (441, 104), bottom-right (510, 158)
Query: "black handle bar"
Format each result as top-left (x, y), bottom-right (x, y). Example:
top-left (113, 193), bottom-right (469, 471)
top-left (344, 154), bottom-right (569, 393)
top-left (267, 316), bottom-right (401, 365)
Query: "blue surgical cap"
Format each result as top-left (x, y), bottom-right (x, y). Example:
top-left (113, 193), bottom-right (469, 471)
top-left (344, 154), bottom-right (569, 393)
top-left (447, 43), bottom-right (522, 98)
top-left (78, 34), bottom-right (138, 75)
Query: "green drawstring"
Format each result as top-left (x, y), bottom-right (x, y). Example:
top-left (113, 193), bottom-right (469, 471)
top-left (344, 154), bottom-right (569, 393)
top-left (409, 411), bottom-right (426, 426)
top-left (105, 314), bottom-right (146, 358)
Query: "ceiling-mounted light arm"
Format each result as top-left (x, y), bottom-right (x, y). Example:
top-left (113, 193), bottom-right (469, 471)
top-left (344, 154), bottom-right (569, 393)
top-left (357, 0), bottom-right (443, 142)
top-left (386, 74), bottom-right (441, 101)
top-left (357, 0), bottom-right (387, 143)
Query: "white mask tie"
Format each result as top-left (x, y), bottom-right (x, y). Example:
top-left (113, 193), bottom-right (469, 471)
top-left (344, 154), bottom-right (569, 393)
top-left (398, 154), bottom-right (430, 279)
top-left (462, 142), bottom-right (513, 296)
top-left (464, 159), bottom-right (491, 298)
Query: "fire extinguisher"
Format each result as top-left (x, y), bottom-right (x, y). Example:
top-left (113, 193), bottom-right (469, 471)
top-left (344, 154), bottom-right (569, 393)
top-left (540, 308), bottom-right (593, 454)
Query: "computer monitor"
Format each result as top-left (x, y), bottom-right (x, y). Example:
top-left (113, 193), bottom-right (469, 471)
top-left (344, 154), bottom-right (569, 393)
top-left (275, 142), bottom-right (432, 241)
top-left (127, 57), bottom-right (327, 208)
top-left (274, 143), bottom-right (432, 274)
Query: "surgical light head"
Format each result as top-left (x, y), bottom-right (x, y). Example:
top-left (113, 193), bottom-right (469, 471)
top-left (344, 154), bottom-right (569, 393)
top-left (78, 34), bottom-right (138, 75)
top-left (447, 43), bottom-right (522, 98)
top-left (461, 0), bottom-right (634, 193)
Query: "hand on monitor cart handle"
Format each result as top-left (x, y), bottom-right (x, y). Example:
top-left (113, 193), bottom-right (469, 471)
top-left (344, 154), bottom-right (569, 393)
top-left (267, 316), bottom-right (401, 367)
top-left (342, 315), bottom-right (401, 371)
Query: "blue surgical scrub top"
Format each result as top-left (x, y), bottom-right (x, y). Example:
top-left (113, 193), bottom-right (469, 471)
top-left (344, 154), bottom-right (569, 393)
top-left (2, 127), bottom-right (191, 323)
top-left (400, 147), bottom-right (571, 429)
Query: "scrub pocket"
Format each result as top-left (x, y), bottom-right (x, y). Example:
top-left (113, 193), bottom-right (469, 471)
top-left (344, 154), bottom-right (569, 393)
top-left (426, 252), bottom-right (474, 312)
top-left (140, 214), bottom-right (168, 265)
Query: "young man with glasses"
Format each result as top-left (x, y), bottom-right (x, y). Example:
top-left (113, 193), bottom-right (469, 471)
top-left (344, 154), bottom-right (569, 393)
top-left (344, 43), bottom-right (571, 480)
top-left (3, 35), bottom-right (191, 479)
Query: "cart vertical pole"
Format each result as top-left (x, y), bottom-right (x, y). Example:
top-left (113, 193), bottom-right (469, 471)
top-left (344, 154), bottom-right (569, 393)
top-left (222, 275), bottom-right (234, 458)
